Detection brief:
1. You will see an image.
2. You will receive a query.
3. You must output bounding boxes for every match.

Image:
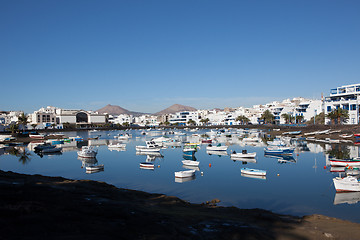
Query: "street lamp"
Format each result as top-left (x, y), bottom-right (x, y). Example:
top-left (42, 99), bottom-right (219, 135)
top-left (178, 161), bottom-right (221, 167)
top-left (314, 109), bottom-right (317, 125)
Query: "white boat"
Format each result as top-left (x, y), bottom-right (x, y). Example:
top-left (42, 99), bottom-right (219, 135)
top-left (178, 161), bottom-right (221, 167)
top-left (329, 158), bottom-right (360, 167)
top-left (241, 173), bottom-right (266, 180)
top-left (139, 162), bottom-right (155, 169)
top-left (230, 150), bottom-right (256, 158)
top-left (77, 146), bottom-right (98, 158)
top-left (174, 169), bottom-right (196, 178)
top-left (206, 144), bottom-right (228, 151)
top-left (182, 160), bottom-right (200, 166)
top-left (240, 168), bottom-right (266, 176)
top-left (333, 176), bottom-right (360, 192)
top-left (135, 141), bottom-right (162, 152)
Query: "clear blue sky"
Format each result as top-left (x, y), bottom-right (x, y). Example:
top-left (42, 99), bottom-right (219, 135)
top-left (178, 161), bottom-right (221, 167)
top-left (1, 0), bottom-right (360, 113)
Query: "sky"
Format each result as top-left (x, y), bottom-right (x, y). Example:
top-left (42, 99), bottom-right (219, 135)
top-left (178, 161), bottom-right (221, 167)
top-left (1, 0), bottom-right (360, 114)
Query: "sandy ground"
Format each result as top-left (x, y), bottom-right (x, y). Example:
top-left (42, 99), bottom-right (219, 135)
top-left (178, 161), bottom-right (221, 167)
top-left (1, 170), bottom-right (359, 240)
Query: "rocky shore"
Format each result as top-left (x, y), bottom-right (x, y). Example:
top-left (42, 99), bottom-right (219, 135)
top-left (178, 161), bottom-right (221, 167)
top-left (1, 170), bottom-right (359, 240)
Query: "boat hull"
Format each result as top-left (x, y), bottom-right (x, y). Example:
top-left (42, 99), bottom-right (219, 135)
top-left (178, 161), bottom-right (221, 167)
top-left (240, 168), bottom-right (266, 176)
top-left (174, 170), bottom-right (196, 178)
top-left (333, 177), bottom-right (360, 192)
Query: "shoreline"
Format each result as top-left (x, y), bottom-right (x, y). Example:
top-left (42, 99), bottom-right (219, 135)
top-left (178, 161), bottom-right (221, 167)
top-left (1, 170), bottom-right (359, 239)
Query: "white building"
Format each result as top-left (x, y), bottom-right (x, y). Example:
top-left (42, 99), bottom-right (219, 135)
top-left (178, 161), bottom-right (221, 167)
top-left (29, 106), bottom-right (106, 127)
top-left (109, 114), bottom-right (133, 125)
top-left (0, 111), bottom-right (24, 125)
top-left (324, 83), bottom-right (360, 124)
top-left (169, 111), bottom-right (199, 126)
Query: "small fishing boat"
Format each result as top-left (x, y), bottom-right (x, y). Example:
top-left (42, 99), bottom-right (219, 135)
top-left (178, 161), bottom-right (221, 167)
top-left (182, 160), bottom-right (200, 166)
top-left (174, 169), bottom-right (196, 178)
top-left (34, 143), bottom-right (56, 152)
top-left (329, 158), bottom-right (360, 167)
top-left (201, 139), bottom-right (212, 144)
top-left (264, 147), bottom-right (294, 155)
top-left (241, 173), bottom-right (266, 180)
top-left (206, 144), bottom-right (228, 151)
top-left (240, 168), bottom-right (266, 176)
top-left (136, 141), bottom-right (162, 152)
top-left (77, 146), bottom-right (98, 158)
top-left (333, 176), bottom-right (360, 192)
top-left (29, 133), bottom-right (45, 139)
top-left (230, 150), bottom-right (256, 158)
top-left (139, 162), bottom-right (155, 169)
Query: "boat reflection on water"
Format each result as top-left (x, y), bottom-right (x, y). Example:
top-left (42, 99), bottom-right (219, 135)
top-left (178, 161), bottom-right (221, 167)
top-left (231, 157), bottom-right (257, 164)
top-left (78, 156), bottom-right (104, 174)
top-left (175, 175), bottom-right (196, 183)
top-left (182, 165), bottom-right (200, 171)
top-left (206, 150), bottom-right (228, 157)
top-left (330, 167), bottom-right (345, 173)
top-left (136, 152), bottom-right (164, 162)
top-left (241, 173), bottom-right (266, 180)
top-left (264, 154), bottom-right (296, 164)
top-left (183, 153), bottom-right (197, 161)
top-left (334, 192), bottom-right (360, 205)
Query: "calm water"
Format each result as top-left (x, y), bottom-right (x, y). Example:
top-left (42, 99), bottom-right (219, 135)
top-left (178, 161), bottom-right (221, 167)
top-left (1, 129), bottom-right (359, 223)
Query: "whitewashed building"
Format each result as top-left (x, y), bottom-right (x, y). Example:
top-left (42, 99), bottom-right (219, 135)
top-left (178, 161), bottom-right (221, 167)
top-left (324, 83), bottom-right (360, 124)
top-left (169, 111), bottom-right (199, 126)
top-left (29, 106), bottom-right (106, 126)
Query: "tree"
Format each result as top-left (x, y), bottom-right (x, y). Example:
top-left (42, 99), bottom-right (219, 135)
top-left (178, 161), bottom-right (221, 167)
top-left (163, 121), bottom-right (170, 126)
top-left (295, 115), bottom-right (304, 124)
top-left (326, 108), bottom-right (349, 125)
top-left (17, 113), bottom-right (28, 132)
top-left (187, 119), bottom-right (196, 126)
top-left (31, 124), bottom-right (37, 130)
top-left (200, 118), bottom-right (209, 125)
top-left (260, 110), bottom-right (274, 124)
top-left (8, 124), bottom-right (18, 135)
top-left (122, 122), bottom-right (130, 127)
top-left (281, 113), bottom-right (292, 124)
top-left (235, 115), bottom-right (250, 125)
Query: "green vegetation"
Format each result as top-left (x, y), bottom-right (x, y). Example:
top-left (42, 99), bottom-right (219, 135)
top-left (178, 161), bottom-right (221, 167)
top-left (260, 110), bottom-right (274, 124)
top-left (326, 108), bottom-right (349, 125)
top-left (235, 115), bottom-right (250, 125)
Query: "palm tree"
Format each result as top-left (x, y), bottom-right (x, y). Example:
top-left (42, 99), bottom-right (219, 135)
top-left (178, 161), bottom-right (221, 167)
top-left (6, 147), bottom-right (31, 165)
top-left (235, 115), bottom-right (250, 125)
top-left (17, 113), bottom-right (28, 132)
top-left (281, 113), bottom-right (292, 124)
top-left (200, 118), bottom-right (210, 125)
top-left (295, 115), bottom-right (304, 124)
top-left (326, 108), bottom-right (349, 124)
top-left (187, 119), bottom-right (196, 126)
top-left (8, 123), bottom-right (18, 136)
top-left (260, 110), bottom-right (274, 124)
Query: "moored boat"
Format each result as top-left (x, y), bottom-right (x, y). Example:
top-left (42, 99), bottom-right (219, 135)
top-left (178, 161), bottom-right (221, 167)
top-left (264, 146), bottom-right (294, 155)
top-left (77, 146), bottom-right (98, 158)
top-left (230, 150), bottom-right (256, 158)
top-left (329, 158), bottom-right (360, 167)
top-left (139, 162), bottom-right (155, 169)
top-left (240, 168), bottom-right (266, 176)
top-left (136, 141), bottom-right (162, 152)
top-left (206, 144), bottom-right (228, 151)
top-left (333, 176), bottom-right (360, 192)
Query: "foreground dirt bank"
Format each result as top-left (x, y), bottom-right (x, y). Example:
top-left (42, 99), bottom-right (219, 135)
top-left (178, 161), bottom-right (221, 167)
top-left (1, 171), bottom-right (359, 240)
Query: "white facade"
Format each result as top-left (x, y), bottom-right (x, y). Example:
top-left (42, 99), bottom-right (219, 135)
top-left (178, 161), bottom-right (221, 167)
top-left (324, 83), bottom-right (360, 124)
top-left (110, 114), bottom-right (133, 125)
top-left (29, 106), bottom-right (106, 125)
top-left (0, 111), bottom-right (24, 125)
top-left (169, 111), bottom-right (199, 125)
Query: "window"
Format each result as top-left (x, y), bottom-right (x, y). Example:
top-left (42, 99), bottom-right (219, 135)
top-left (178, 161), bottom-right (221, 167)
top-left (327, 106), bottom-right (331, 112)
top-left (351, 104), bottom-right (357, 111)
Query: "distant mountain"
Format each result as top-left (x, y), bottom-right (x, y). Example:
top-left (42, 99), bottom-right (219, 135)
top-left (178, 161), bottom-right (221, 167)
top-left (154, 104), bottom-right (197, 116)
top-left (96, 104), bottom-right (146, 117)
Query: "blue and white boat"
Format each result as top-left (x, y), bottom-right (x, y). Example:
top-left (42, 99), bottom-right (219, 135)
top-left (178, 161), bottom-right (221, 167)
top-left (240, 168), bottom-right (266, 176)
top-left (264, 146), bottom-right (294, 155)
